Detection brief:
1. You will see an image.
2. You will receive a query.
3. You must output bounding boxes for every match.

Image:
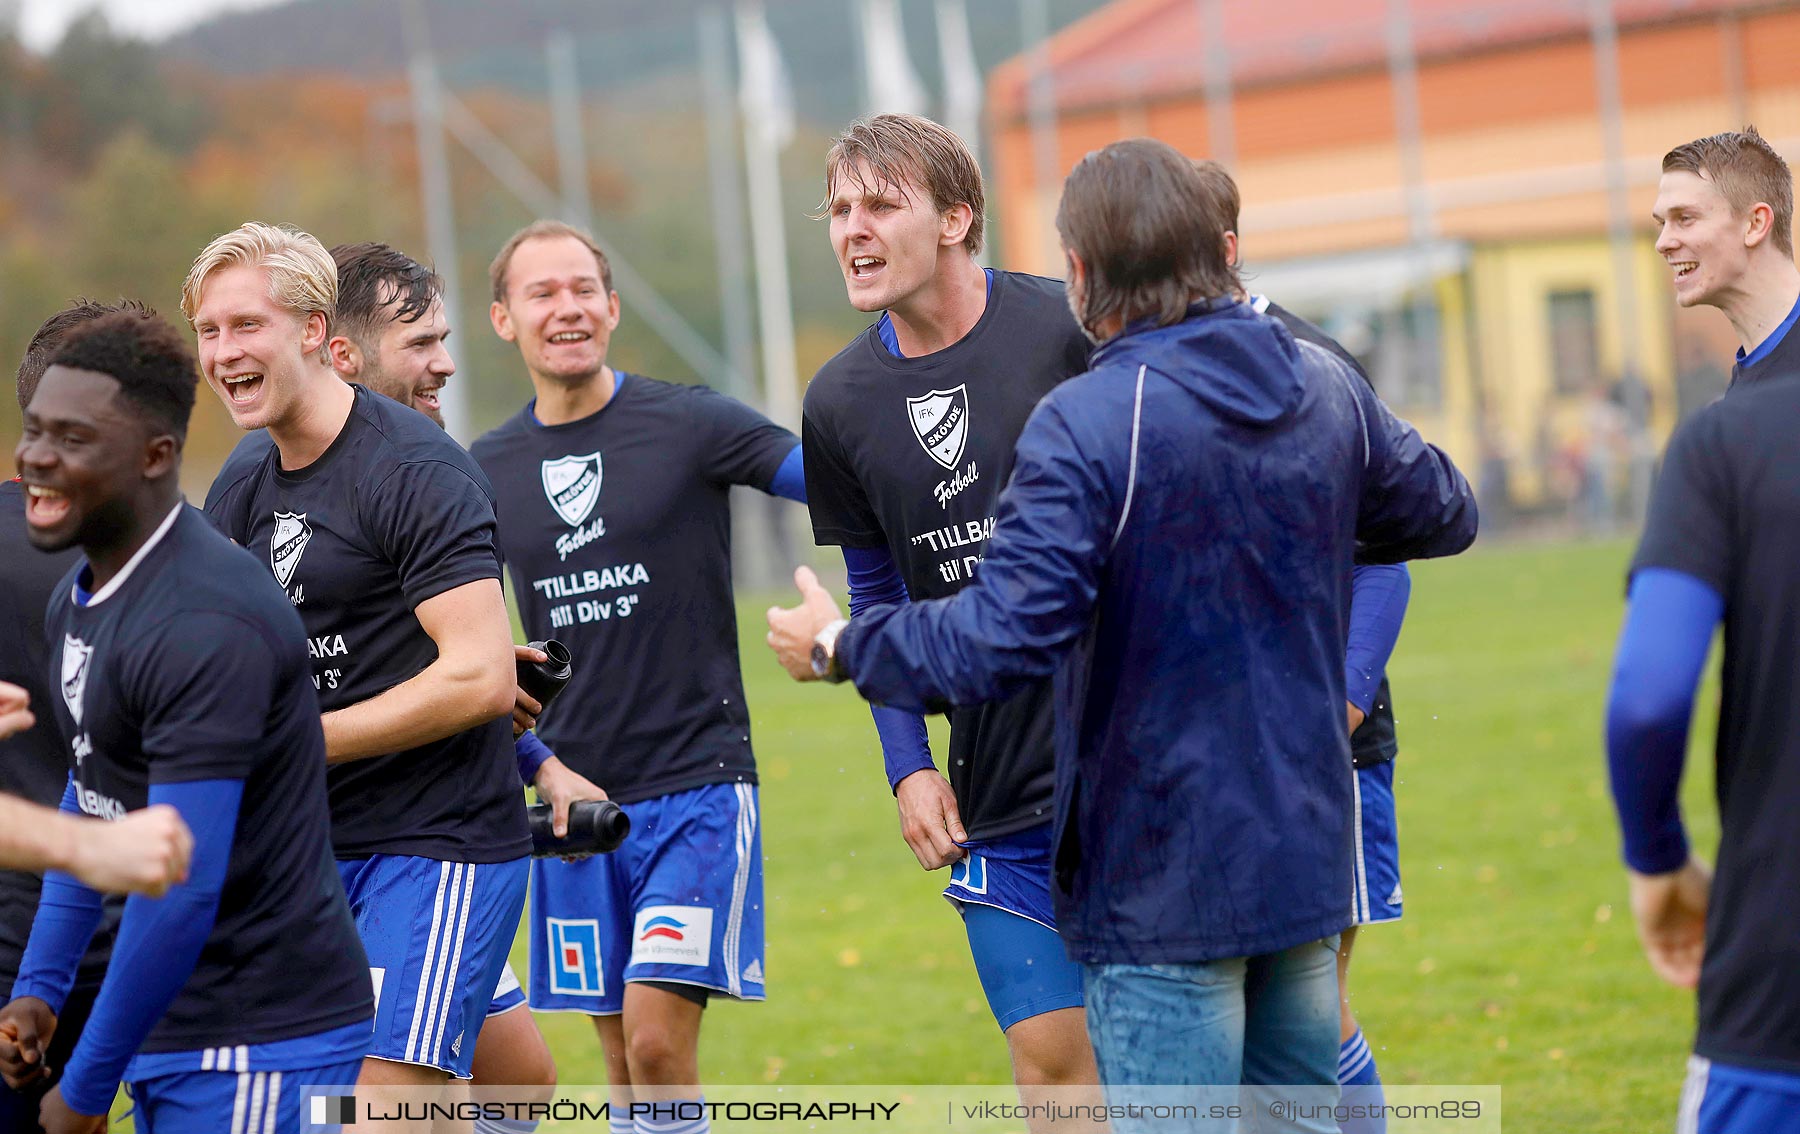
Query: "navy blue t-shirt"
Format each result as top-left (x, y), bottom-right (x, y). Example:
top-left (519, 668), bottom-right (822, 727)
top-left (1629, 303), bottom-right (1800, 1076)
top-left (802, 271), bottom-right (1090, 840)
top-left (205, 386), bottom-right (529, 862)
top-left (471, 374), bottom-right (796, 803)
top-left (43, 505), bottom-right (370, 1051)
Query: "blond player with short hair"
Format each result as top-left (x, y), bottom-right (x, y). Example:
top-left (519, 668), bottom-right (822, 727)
top-left (195, 222), bottom-right (531, 1120)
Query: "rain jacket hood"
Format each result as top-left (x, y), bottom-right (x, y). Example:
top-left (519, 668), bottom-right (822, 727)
top-left (1093, 298), bottom-right (1306, 429)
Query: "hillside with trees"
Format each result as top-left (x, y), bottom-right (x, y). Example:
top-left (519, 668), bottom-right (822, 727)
top-left (0, 0), bottom-right (1104, 485)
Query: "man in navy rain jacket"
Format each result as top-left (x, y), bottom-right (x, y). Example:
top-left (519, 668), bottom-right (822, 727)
top-left (768, 138), bottom-right (1476, 1126)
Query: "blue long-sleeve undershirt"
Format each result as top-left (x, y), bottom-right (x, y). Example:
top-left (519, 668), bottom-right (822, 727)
top-left (1345, 563), bottom-right (1410, 714)
top-left (8, 780), bottom-right (105, 1015)
top-left (844, 545), bottom-right (935, 789)
top-left (1605, 567), bottom-right (1722, 875)
top-left (58, 778), bottom-right (244, 1116)
top-left (767, 444), bottom-right (806, 504)
top-left (516, 729), bottom-right (554, 783)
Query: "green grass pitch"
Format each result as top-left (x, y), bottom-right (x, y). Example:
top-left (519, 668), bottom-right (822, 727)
top-left (504, 536), bottom-right (1720, 1132)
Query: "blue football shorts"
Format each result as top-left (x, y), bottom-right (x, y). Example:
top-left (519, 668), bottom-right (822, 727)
top-left (488, 961), bottom-right (526, 1018)
top-left (1351, 758), bottom-right (1402, 925)
top-left (336, 854), bottom-right (529, 1078)
top-left (944, 822), bottom-right (1085, 1031)
top-left (528, 781), bottom-right (765, 1014)
top-left (129, 1057), bottom-right (363, 1134)
top-left (1680, 1056), bottom-right (1800, 1134)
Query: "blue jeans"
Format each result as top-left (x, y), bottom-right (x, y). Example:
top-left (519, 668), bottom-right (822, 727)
top-left (1083, 937), bottom-right (1342, 1133)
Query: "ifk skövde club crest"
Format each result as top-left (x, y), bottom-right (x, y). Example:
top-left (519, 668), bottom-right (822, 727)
top-left (270, 512), bottom-right (312, 589)
top-left (61, 634), bottom-right (92, 724)
top-left (907, 386), bottom-right (969, 470)
top-left (541, 453), bottom-right (604, 527)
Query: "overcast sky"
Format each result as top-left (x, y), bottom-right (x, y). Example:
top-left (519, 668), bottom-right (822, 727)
top-left (13, 0), bottom-right (286, 51)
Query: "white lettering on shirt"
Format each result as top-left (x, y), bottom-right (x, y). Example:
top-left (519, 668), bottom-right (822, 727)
top-left (531, 563), bottom-right (651, 600)
top-left (554, 517), bottom-right (608, 562)
top-left (932, 461), bottom-right (980, 509)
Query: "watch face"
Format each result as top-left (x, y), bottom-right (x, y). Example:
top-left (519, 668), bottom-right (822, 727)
top-left (811, 620), bottom-right (847, 681)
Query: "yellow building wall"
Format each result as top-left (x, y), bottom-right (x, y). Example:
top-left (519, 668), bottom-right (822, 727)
top-left (1466, 237), bottom-right (1674, 506)
top-left (985, 8), bottom-right (1777, 505)
top-left (1420, 271), bottom-right (1477, 469)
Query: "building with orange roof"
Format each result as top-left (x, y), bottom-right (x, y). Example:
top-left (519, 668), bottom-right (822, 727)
top-left (987, 0), bottom-right (1799, 512)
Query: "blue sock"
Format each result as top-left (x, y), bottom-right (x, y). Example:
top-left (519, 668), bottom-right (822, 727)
top-left (635, 1096), bottom-right (709, 1134)
top-left (611, 1115), bottom-right (634, 1134)
top-left (1337, 1028), bottom-right (1386, 1134)
top-left (475, 1119), bottom-right (540, 1134)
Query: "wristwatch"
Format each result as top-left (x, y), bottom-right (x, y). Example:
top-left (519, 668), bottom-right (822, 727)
top-left (811, 619), bottom-right (849, 683)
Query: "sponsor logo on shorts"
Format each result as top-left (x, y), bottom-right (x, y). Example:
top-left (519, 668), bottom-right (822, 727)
top-left (631, 905), bottom-right (713, 968)
top-left (547, 918), bottom-right (605, 997)
top-left (1387, 884), bottom-right (1403, 907)
top-left (741, 958), bottom-right (764, 985)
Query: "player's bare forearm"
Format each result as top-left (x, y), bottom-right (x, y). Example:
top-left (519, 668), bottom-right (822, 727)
top-left (0, 798), bottom-right (80, 876)
top-left (323, 578), bottom-right (516, 763)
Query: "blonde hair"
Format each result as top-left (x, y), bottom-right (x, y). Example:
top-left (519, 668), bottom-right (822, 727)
top-left (818, 114), bottom-right (987, 256)
top-left (180, 222), bottom-right (338, 326)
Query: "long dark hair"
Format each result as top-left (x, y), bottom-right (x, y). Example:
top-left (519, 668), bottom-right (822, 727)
top-left (1056, 138), bottom-right (1241, 340)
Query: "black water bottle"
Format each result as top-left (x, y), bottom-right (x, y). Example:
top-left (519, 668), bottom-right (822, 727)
top-left (516, 639), bottom-right (573, 710)
top-left (529, 799), bottom-right (631, 857)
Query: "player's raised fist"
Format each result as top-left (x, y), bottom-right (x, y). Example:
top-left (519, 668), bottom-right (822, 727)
top-left (0, 996), bottom-right (57, 1090)
top-left (65, 805), bottom-right (194, 897)
top-left (766, 566), bottom-right (846, 681)
top-left (0, 681), bottom-right (34, 740)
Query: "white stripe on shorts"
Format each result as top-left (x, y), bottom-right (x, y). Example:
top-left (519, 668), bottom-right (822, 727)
top-left (246, 1070), bottom-right (267, 1134)
top-left (427, 863), bottom-right (478, 1060)
top-left (417, 863), bottom-right (469, 1061)
top-left (725, 784), bottom-right (757, 998)
top-left (404, 861), bottom-right (455, 1062)
top-left (231, 1071), bottom-right (251, 1134)
top-left (1349, 768), bottom-right (1370, 923)
top-left (1677, 1055), bottom-right (1711, 1134)
top-left (264, 1071), bottom-right (282, 1134)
